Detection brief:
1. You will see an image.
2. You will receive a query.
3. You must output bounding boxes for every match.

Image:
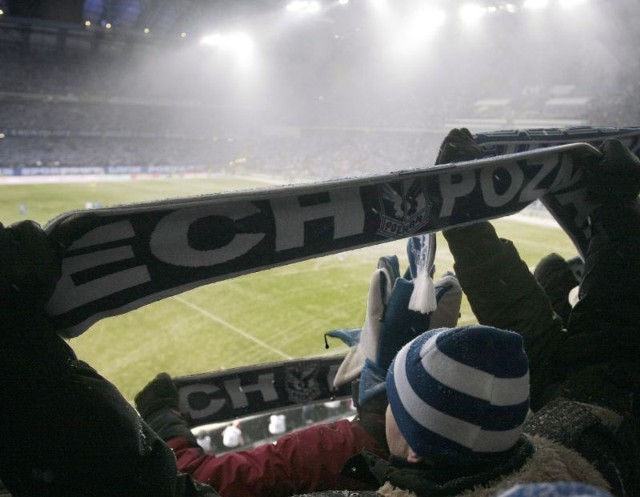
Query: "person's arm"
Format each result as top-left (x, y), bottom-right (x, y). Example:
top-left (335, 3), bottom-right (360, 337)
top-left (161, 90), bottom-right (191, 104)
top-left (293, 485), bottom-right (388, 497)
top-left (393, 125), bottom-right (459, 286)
top-left (435, 130), bottom-right (566, 410)
top-left (569, 139), bottom-right (640, 335)
top-left (170, 418), bottom-right (384, 497)
top-left (443, 223), bottom-right (566, 410)
top-left (136, 374), bottom-right (387, 497)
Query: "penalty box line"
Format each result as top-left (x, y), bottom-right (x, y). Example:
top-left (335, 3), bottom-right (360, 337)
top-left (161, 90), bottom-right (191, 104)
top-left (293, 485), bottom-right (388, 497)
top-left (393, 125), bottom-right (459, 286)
top-left (174, 296), bottom-right (293, 360)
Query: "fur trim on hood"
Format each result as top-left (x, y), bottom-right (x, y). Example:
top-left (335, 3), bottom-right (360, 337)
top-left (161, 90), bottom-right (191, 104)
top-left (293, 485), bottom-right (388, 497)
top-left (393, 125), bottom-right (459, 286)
top-left (377, 435), bottom-right (609, 497)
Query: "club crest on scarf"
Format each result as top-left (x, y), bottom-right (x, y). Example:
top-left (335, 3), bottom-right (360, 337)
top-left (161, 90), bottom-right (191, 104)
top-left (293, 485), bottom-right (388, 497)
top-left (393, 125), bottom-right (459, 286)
top-left (378, 179), bottom-right (432, 238)
top-left (285, 365), bottom-right (324, 404)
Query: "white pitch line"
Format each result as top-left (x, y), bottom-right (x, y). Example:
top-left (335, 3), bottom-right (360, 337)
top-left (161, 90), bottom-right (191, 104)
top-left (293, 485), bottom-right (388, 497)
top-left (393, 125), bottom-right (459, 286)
top-left (174, 296), bottom-right (293, 360)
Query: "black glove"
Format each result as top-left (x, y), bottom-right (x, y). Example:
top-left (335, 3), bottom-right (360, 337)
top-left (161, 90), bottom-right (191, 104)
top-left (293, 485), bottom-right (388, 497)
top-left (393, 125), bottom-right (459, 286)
top-left (437, 130), bottom-right (498, 263)
top-left (135, 373), bottom-right (199, 446)
top-left (351, 382), bottom-right (388, 451)
top-left (0, 220), bottom-right (61, 303)
top-left (436, 128), bottom-right (484, 165)
top-left (135, 373), bottom-right (180, 419)
top-left (581, 138), bottom-right (640, 204)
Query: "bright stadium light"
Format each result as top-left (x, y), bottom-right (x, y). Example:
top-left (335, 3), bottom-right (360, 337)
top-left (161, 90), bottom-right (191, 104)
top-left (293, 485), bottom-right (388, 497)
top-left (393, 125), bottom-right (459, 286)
top-left (459, 3), bottom-right (487, 24)
top-left (200, 33), bottom-right (225, 47)
top-left (523, 0), bottom-right (549, 9)
top-left (393, 6), bottom-right (446, 54)
top-left (559, 0), bottom-right (589, 8)
top-left (228, 32), bottom-right (255, 60)
top-left (286, 1), bottom-right (303, 12)
top-left (199, 31), bottom-right (256, 68)
top-left (308, 1), bottom-right (321, 13)
top-left (418, 6), bottom-right (446, 30)
top-left (370, 0), bottom-right (390, 15)
top-left (200, 32), bottom-right (254, 51)
top-left (286, 0), bottom-right (321, 14)
top-left (338, 0), bottom-right (349, 5)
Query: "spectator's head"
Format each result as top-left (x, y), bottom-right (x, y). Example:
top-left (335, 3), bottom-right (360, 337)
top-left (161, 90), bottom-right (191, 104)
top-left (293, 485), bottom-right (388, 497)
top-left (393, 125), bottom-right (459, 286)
top-left (385, 325), bottom-right (530, 465)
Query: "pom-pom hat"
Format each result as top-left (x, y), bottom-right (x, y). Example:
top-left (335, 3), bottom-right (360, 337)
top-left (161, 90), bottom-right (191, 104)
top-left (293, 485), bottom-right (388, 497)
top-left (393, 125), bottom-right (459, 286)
top-left (386, 325), bottom-right (530, 464)
top-left (497, 482), bottom-right (613, 497)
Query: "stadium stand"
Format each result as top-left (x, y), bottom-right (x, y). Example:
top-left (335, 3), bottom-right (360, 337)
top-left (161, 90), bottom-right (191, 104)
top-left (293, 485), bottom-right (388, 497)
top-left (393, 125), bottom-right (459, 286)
top-left (2, 1), bottom-right (639, 179)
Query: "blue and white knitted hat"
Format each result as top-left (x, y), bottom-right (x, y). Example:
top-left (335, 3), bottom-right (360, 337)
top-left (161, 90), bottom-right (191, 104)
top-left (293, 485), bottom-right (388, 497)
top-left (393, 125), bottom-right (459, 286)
top-left (386, 325), bottom-right (530, 463)
top-left (496, 482), bottom-right (613, 497)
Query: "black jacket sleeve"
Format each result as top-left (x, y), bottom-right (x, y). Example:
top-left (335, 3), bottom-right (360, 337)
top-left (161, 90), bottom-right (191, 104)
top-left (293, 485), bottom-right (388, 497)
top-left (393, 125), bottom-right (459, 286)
top-left (443, 222), bottom-right (566, 410)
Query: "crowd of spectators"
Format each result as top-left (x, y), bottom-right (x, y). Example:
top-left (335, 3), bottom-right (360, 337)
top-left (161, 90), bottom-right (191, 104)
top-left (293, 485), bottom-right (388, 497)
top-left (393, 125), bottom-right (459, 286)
top-left (1, 40), bottom-right (638, 181)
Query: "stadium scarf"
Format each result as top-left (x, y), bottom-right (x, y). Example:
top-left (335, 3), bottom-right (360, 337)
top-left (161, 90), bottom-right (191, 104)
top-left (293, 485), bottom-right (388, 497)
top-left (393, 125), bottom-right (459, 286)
top-left (43, 126), bottom-right (640, 337)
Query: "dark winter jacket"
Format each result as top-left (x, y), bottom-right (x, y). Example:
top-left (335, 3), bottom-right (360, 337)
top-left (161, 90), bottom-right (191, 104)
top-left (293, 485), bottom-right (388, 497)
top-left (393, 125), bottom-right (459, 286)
top-left (444, 222), bottom-right (640, 415)
top-left (0, 280), bottom-right (217, 497)
top-left (442, 222), bottom-right (639, 496)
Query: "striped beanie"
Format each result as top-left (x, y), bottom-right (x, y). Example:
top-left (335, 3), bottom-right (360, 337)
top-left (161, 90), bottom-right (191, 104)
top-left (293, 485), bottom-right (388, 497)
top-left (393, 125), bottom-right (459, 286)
top-left (386, 326), bottom-right (530, 463)
top-left (497, 483), bottom-right (613, 497)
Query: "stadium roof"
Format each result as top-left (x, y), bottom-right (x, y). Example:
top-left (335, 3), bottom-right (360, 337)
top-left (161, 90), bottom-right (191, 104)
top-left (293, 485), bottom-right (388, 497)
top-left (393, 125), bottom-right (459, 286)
top-left (0, 0), bottom-right (636, 60)
top-left (0, 0), bottom-right (624, 39)
top-left (0, 0), bottom-right (281, 37)
top-left (4, 1), bottom-right (282, 27)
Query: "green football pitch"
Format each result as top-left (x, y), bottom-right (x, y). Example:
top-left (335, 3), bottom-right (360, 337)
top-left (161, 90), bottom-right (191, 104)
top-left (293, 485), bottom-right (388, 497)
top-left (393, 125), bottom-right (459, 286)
top-left (0, 177), bottom-right (578, 401)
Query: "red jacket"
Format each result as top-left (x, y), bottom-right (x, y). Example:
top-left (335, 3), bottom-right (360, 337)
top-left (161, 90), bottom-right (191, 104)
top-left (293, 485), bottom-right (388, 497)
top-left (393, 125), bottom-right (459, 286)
top-left (169, 419), bottom-right (387, 497)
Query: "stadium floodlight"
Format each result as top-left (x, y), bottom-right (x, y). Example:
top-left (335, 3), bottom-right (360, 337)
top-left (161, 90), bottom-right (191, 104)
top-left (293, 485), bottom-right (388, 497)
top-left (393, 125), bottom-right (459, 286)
top-left (559, 0), bottom-right (588, 8)
top-left (308, 1), bottom-right (321, 13)
top-left (200, 33), bottom-right (226, 47)
top-left (370, 0), bottom-right (389, 14)
top-left (393, 6), bottom-right (446, 54)
top-left (199, 31), bottom-right (256, 68)
top-left (105, 22), bottom-right (112, 29)
top-left (286, 1), bottom-right (303, 12)
top-left (286, 0), bottom-right (321, 14)
top-left (459, 3), bottom-right (487, 24)
top-left (84, 20), bottom-right (91, 27)
top-left (228, 32), bottom-right (255, 56)
top-left (338, 0), bottom-right (349, 5)
top-left (0, 9), bottom-right (4, 16)
top-left (200, 32), bottom-right (254, 50)
top-left (420, 6), bottom-right (447, 30)
top-left (523, 0), bottom-right (549, 9)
